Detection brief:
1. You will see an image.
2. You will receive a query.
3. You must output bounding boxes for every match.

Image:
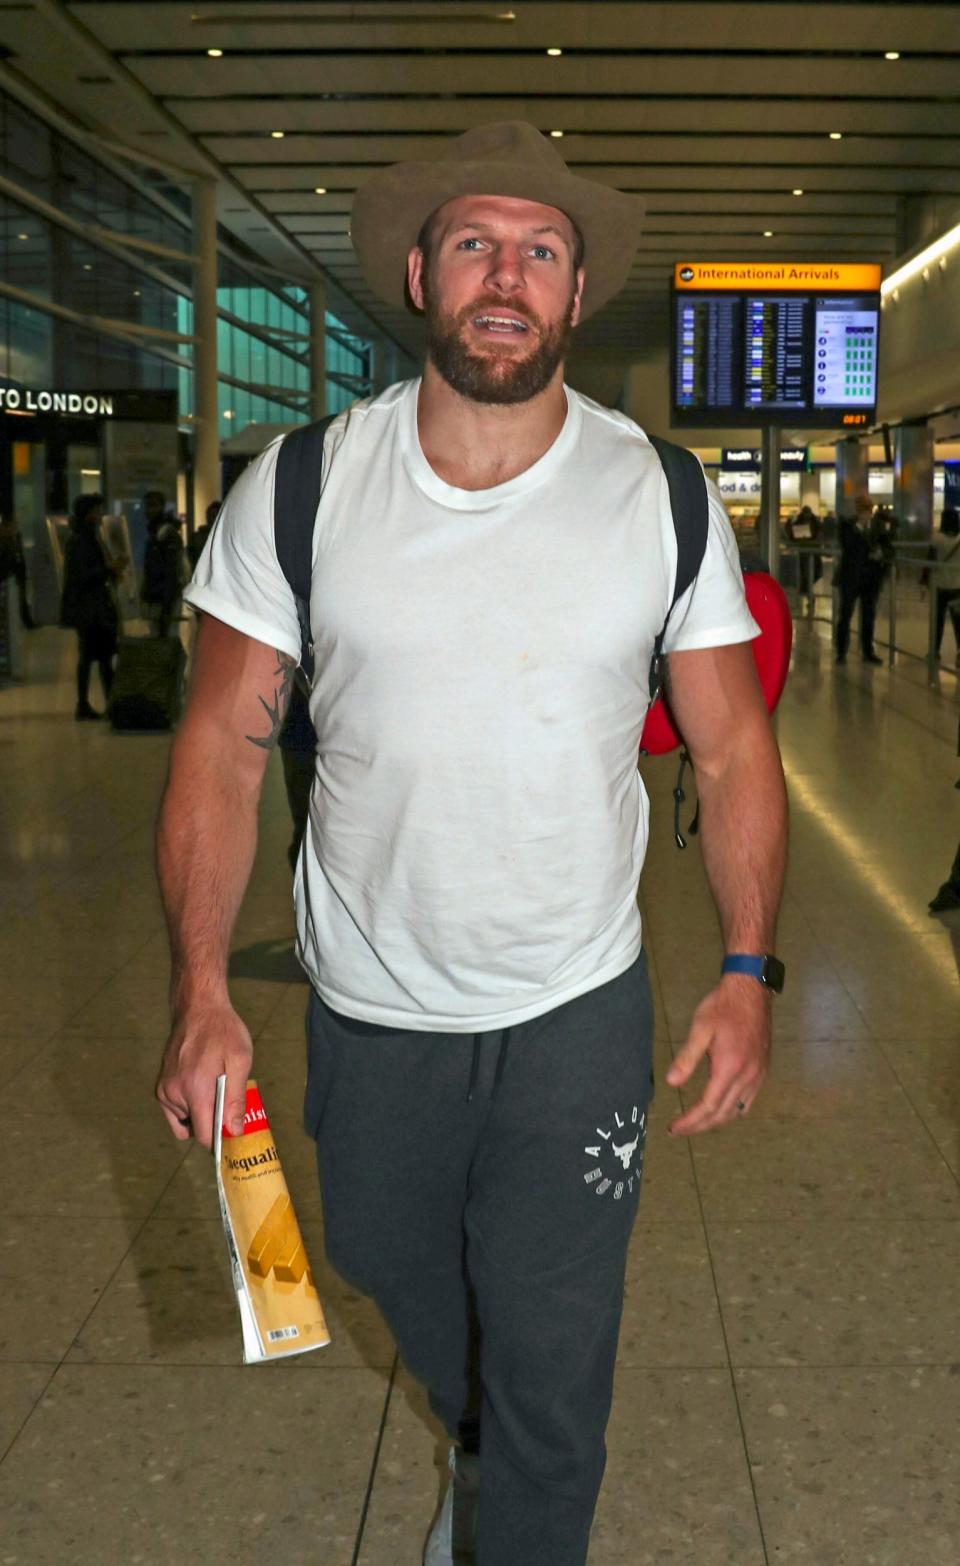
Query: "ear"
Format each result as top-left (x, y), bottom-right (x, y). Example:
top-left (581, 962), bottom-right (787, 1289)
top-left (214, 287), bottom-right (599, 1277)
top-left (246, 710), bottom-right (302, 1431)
top-left (407, 246), bottom-right (426, 311)
top-left (569, 266), bottom-right (585, 327)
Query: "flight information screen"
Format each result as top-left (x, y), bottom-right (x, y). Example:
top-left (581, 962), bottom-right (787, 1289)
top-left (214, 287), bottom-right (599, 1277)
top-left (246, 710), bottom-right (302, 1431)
top-left (671, 263), bottom-right (881, 428)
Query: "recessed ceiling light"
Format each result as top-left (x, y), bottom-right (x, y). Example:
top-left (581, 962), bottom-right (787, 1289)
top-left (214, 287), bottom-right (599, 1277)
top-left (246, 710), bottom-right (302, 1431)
top-left (271, 130), bottom-right (285, 139)
top-left (550, 129), bottom-right (564, 138)
top-left (207, 48), bottom-right (223, 58)
top-left (829, 131), bottom-right (843, 140)
top-left (223, 410), bottom-right (234, 419)
top-left (133, 289), bottom-right (141, 297)
top-left (17, 232), bottom-right (28, 239)
top-left (546, 47), bottom-right (562, 56)
top-left (83, 263), bottom-right (92, 270)
top-left (763, 230), bottom-right (774, 238)
top-left (884, 51), bottom-right (900, 60)
top-left (314, 186), bottom-right (327, 195)
top-left (792, 188), bottom-right (804, 196)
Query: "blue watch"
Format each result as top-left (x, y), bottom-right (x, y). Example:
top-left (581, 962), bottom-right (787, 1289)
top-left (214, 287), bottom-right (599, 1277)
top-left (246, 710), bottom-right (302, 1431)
top-left (721, 953), bottom-right (785, 993)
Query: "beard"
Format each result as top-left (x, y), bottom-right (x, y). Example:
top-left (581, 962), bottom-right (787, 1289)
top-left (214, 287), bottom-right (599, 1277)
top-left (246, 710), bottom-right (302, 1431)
top-left (423, 283), bottom-right (576, 406)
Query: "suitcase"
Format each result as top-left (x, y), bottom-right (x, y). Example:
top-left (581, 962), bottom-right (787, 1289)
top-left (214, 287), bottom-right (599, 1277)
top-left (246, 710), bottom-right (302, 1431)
top-left (110, 635), bottom-right (186, 731)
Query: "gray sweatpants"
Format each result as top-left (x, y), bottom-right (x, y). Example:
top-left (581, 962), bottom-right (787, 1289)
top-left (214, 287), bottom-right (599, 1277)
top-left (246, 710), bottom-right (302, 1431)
top-left (304, 953), bottom-right (655, 1566)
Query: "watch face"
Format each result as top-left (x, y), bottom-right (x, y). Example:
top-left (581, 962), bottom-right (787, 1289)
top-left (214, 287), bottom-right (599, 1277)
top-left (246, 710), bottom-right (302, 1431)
top-left (762, 956), bottom-right (786, 993)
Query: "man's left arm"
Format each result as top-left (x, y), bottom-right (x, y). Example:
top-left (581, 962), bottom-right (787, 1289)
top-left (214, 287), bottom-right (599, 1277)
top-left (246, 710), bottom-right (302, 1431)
top-left (658, 641), bottom-right (788, 1134)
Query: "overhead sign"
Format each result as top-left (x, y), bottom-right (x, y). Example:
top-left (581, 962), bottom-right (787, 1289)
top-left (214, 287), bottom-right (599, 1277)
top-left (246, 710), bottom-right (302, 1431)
top-left (672, 263), bottom-right (881, 429)
top-left (0, 388), bottom-right (115, 415)
top-left (722, 446), bottom-right (808, 470)
top-left (674, 263), bottom-right (883, 292)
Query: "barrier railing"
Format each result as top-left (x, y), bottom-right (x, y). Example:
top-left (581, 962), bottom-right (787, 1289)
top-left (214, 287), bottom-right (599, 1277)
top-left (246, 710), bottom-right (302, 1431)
top-left (777, 543), bottom-right (959, 684)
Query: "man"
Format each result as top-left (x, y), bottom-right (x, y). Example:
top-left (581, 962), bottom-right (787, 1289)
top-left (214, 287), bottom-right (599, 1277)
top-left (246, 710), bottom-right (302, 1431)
top-left (835, 493), bottom-right (889, 665)
top-left (156, 123), bottom-right (788, 1566)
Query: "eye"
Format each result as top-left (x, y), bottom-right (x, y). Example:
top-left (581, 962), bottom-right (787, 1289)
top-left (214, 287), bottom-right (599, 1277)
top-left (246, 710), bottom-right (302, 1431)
top-left (531, 245), bottom-right (556, 261)
top-left (456, 237), bottom-right (483, 251)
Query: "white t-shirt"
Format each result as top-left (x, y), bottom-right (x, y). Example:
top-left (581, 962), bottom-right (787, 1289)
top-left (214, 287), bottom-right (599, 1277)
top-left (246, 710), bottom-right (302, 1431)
top-left (186, 379), bottom-right (758, 1032)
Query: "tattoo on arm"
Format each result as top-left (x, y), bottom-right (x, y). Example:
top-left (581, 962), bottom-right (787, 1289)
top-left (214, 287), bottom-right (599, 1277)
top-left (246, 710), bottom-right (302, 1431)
top-left (245, 651), bottom-right (297, 750)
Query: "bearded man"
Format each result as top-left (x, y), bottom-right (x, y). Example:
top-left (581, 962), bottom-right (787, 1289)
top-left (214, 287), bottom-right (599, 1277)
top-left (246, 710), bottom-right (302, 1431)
top-left (156, 123), bottom-right (787, 1566)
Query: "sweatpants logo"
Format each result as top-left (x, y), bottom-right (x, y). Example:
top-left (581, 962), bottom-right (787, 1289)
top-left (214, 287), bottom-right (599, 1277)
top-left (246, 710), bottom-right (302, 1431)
top-left (584, 1106), bottom-right (647, 1199)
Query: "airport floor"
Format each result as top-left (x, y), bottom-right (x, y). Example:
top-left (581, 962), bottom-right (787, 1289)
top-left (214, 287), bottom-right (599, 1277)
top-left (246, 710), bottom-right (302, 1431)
top-left (0, 617), bottom-right (958, 1566)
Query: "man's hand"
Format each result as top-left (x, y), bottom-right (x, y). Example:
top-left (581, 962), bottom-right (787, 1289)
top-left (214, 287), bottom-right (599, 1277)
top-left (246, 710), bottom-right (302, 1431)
top-left (155, 997), bottom-right (253, 1150)
top-left (664, 975), bottom-right (771, 1135)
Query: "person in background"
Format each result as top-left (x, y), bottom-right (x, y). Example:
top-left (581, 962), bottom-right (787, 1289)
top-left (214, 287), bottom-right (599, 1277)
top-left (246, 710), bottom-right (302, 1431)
top-left (187, 499), bottom-right (221, 574)
top-left (927, 506), bottom-right (960, 663)
top-left (836, 493), bottom-right (884, 665)
top-left (0, 514), bottom-right (36, 629)
top-left (59, 492), bottom-right (119, 720)
top-left (142, 490), bottom-right (186, 637)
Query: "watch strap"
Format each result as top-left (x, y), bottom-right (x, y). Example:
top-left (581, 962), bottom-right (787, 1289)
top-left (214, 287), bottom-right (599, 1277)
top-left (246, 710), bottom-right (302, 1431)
top-left (721, 953), bottom-right (784, 992)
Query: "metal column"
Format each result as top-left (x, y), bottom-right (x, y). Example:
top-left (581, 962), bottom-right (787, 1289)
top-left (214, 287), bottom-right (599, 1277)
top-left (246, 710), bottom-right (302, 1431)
top-left (191, 178), bottom-right (220, 525)
top-left (893, 420), bottom-right (934, 542)
top-left (759, 425), bottom-right (781, 577)
top-left (309, 279), bottom-right (327, 422)
top-left (834, 436), bottom-right (868, 519)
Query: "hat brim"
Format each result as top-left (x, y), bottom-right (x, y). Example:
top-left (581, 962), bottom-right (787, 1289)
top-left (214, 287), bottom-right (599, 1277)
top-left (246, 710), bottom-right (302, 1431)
top-left (350, 160), bottom-right (644, 321)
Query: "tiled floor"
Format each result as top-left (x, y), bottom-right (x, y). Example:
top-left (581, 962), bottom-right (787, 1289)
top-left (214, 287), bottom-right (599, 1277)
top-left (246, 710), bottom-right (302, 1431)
top-left (1, 619), bottom-right (958, 1565)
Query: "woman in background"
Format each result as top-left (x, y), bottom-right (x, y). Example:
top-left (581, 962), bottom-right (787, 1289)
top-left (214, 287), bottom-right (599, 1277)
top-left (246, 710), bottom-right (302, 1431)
top-left (59, 492), bottom-right (119, 720)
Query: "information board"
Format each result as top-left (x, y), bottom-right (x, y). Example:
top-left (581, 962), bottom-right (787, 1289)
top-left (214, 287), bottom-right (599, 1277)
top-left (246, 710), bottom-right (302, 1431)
top-left (672, 263), bottom-right (882, 429)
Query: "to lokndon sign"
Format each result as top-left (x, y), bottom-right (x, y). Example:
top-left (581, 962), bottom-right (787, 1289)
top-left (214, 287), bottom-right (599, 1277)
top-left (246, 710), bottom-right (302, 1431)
top-left (0, 389), bottom-right (114, 415)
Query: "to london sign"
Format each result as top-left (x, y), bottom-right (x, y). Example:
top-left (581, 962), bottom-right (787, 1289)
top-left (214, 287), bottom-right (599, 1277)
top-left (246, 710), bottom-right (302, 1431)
top-left (0, 388), bottom-right (114, 415)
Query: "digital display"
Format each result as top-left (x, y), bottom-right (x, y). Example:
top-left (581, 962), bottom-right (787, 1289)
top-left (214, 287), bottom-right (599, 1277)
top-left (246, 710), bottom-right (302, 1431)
top-left (671, 263), bottom-right (881, 428)
top-left (812, 298), bottom-right (879, 409)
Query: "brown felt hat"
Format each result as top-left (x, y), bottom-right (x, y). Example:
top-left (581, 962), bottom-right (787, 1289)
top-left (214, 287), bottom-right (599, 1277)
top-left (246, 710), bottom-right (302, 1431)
top-left (350, 121), bottom-right (644, 321)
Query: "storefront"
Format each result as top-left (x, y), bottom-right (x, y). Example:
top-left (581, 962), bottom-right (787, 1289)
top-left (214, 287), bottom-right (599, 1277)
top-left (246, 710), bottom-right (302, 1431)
top-left (1, 386), bottom-right (179, 622)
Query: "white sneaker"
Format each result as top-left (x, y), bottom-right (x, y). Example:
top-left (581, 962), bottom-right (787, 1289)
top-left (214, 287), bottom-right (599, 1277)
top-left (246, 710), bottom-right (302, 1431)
top-left (423, 1445), bottom-right (479, 1566)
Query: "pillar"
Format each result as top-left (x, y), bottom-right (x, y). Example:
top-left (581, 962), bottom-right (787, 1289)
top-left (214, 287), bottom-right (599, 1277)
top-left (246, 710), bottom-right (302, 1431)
top-left (893, 420), bottom-right (934, 540)
top-left (834, 437), bottom-right (868, 520)
top-left (191, 178), bottom-right (220, 525)
top-left (759, 425), bottom-right (781, 577)
top-left (309, 278), bottom-right (327, 422)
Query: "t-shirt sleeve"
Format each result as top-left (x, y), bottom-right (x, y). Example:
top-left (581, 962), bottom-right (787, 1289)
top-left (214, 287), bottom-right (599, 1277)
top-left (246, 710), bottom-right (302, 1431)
top-left (663, 475), bottom-right (760, 653)
top-left (182, 438), bottom-right (302, 662)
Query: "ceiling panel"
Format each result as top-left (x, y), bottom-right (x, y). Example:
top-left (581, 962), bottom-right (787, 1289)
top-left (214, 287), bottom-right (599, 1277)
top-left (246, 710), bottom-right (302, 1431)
top-left (0, 1), bottom-right (955, 361)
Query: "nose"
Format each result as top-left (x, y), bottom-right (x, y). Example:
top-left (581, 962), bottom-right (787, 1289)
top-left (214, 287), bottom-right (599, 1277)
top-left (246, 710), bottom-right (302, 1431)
top-left (484, 241), bottom-right (526, 295)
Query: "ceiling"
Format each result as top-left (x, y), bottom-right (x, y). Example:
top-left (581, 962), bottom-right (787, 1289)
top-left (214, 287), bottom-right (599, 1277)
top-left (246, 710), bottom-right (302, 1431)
top-left (1, 0), bottom-right (959, 364)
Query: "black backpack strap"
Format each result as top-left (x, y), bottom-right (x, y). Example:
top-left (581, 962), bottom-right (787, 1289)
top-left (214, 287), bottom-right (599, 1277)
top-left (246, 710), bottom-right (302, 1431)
top-left (274, 412), bottom-right (338, 680)
top-left (646, 434), bottom-right (710, 703)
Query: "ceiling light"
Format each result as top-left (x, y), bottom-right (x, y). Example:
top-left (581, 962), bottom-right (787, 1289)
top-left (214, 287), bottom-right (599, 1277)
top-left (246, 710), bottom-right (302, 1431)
top-left (882, 217), bottom-right (960, 294)
top-left (884, 51), bottom-right (900, 61)
top-left (271, 130), bottom-right (285, 139)
top-left (223, 410), bottom-right (234, 419)
top-left (17, 232), bottom-right (28, 239)
top-left (133, 289), bottom-right (141, 297)
top-left (83, 263), bottom-right (92, 270)
top-left (763, 230), bottom-right (774, 238)
top-left (829, 131), bottom-right (843, 140)
top-left (314, 186), bottom-right (327, 195)
top-left (546, 47), bottom-right (562, 56)
top-left (792, 188), bottom-right (804, 197)
top-left (550, 129), bottom-right (564, 138)
top-left (207, 48), bottom-right (223, 58)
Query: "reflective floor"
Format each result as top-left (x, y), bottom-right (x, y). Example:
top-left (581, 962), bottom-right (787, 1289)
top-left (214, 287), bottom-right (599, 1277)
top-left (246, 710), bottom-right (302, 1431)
top-left (1, 621), bottom-right (958, 1565)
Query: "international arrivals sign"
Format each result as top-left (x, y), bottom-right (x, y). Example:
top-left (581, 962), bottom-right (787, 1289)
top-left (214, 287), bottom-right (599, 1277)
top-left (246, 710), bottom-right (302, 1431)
top-left (674, 262), bottom-right (883, 293)
top-left (0, 388), bottom-right (115, 415)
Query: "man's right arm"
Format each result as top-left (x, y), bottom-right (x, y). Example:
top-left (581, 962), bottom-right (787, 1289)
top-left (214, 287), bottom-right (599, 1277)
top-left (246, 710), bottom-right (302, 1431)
top-left (155, 614), bottom-right (297, 1148)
